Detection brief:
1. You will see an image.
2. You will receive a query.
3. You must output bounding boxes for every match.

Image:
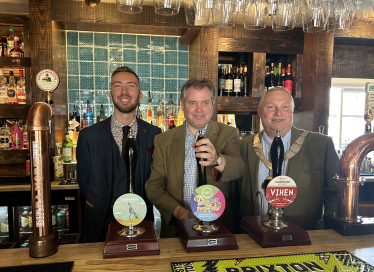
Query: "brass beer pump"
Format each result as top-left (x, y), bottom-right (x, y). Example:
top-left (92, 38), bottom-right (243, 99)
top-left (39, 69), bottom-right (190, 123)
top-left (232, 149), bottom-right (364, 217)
top-left (28, 100), bottom-right (57, 257)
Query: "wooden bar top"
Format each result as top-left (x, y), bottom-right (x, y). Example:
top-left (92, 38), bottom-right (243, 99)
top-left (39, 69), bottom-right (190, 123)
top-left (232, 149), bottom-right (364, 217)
top-left (1, 230), bottom-right (373, 271)
top-left (0, 181), bottom-right (79, 192)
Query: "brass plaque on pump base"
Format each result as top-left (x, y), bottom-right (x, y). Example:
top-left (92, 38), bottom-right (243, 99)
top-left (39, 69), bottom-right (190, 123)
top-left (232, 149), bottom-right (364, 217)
top-left (103, 220), bottom-right (160, 259)
top-left (177, 218), bottom-right (238, 253)
top-left (241, 216), bottom-right (311, 248)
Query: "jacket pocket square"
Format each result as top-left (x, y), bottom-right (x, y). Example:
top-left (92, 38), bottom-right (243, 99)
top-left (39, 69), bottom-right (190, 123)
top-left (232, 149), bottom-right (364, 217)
top-left (147, 148), bottom-right (153, 156)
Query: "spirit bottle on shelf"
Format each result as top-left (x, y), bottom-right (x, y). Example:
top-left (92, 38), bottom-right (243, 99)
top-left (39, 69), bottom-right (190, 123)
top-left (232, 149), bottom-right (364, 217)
top-left (136, 104), bottom-right (143, 120)
top-left (17, 70), bottom-right (26, 104)
top-left (233, 66), bottom-right (241, 97)
top-left (6, 25), bottom-right (14, 57)
top-left (0, 69), bottom-right (7, 104)
top-left (167, 94), bottom-right (175, 130)
top-left (242, 65), bottom-right (249, 97)
top-left (225, 66), bottom-right (234, 96)
top-left (0, 119), bottom-right (10, 149)
top-left (284, 64), bottom-right (293, 95)
top-left (9, 34), bottom-right (24, 57)
top-left (54, 143), bottom-right (64, 181)
top-left (62, 130), bottom-right (73, 163)
top-left (168, 119), bottom-right (176, 129)
top-left (269, 63), bottom-right (276, 90)
top-left (280, 68), bottom-right (286, 88)
top-left (10, 120), bottom-right (23, 149)
top-left (177, 103), bottom-right (185, 126)
top-left (6, 71), bottom-right (17, 104)
top-left (156, 97), bottom-right (165, 132)
top-left (19, 207), bottom-right (30, 233)
top-left (146, 91), bottom-right (154, 125)
top-left (85, 100), bottom-right (93, 126)
top-left (96, 104), bottom-right (107, 123)
top-left (71, 105), bottom-right (80, 132)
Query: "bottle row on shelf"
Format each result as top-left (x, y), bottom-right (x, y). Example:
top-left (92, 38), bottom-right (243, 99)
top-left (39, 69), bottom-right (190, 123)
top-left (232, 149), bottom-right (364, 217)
top-left (218, 64), bottom-right (249, 97)
top-left (0, 119), bottom-right (28, 150)
top-left (265, 63), bottom-right (293, 94)
top-left (1, 25), bottom-right (24, 58)
top-left (0, 69), bottom-right (26, 104)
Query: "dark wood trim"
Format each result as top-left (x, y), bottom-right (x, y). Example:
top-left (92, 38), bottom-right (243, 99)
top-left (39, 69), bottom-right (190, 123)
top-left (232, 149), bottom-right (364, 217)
top-left (180, 28), bottom-right (200, 45)
top-left (0, 104), bottom-right (31, 119)
top-left (0, 149), bottom-right (29, 164)
top-left (0, 57), bottom-right (31, 68)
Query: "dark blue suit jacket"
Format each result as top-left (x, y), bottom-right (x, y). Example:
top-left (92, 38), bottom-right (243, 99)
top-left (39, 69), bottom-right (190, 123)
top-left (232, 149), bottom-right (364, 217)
top-left (77, 117), bottom-right (161, 242)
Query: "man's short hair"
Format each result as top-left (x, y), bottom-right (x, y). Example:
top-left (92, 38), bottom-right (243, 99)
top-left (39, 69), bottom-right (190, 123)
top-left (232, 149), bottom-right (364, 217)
top-left (258, 87), bottom-right (295, 108)
top-left (180, 79), bottom-right (216, 103)
top-left (111, 66), bottom-right (139, 82)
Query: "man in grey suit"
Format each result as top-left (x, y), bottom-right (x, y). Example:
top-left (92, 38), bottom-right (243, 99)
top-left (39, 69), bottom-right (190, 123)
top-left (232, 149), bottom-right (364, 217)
top-left (145, 79), bottom-right (245, 238)
top-left (238, 87), bottom-right (339, 230)
top-left (77, 66), bottom-right (161, 242)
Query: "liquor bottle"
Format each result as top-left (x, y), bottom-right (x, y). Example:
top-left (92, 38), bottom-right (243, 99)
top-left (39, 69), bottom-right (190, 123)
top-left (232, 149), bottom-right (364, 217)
top-left (19, 207), bottom-right (29, 233)
top-left (1, 37), bottom-right (7, 57)
top-left (71, 105), bottom-right (80, 132)
top-left (225, 66), bottom-right (234, 96)
top-left (264, 66), bottom-right (270, 91)
top-left (62, 130), bottom-right (73, 163)
top-left (9, 34), bottom-right (24, 57)
top-left (169, 119), bottom-right (176, 129)
top-left (218, 65), bottom-right (225, 96)
top-left (6, 71), bottom-right (17, 104)
top-left (196, 130), bottom-right (207, 187)
top-left (242, 65), bottom-right (249, 97)
top-left (17, 70), bottom-right (26, 104)
top-left (156, 97), bottom-right (165, 131)
top-left (136, 104), bottom-right (142, 120)
top-left (0, 119), bottom-right (10, 149)
top-left (177, 104), bottom-right (185, 126)
top-left (269, 63), bottom-right (276, 90)
top-left (270, 129), bottom-right (284, 178)
top-left (21, 120), bottom-right (28, 148)
top-left (7, 26), bottom-right (14, 57)
top-left (146, 91), bottom-right (154, 125)
top-left (96, 104), bottom-right (107, 123)
top-left (280, 68), bottom-right (286, 87)
top-left (28, 209), bottom-right (32, 231)
top-left (124, 128), bottom-right (138, 194)
top-left (167, 94), bottom-right (175, 129)
top-left (54, 143), bottom-right (64, 181)
top-left (284, 64), bottom-right (293, 94)
top-left (51, 205), bottom-right (58, 228)
top-left (10, 120), bottom-right (23, 149)
top-left (233, 66), bottom-right (241, 97)
top-left (85, 100), bottom-right (93, 126)
top-left (0, 69), bottom-right (7, 104)
top-left (276, 63), bottom-right (283, 87)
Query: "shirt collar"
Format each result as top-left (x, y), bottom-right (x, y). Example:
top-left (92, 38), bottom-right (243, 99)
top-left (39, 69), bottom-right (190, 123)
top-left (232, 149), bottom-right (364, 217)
top-left (263, 129), bottom-right (292, 146)
top-left (111, 115), bottom-right (137, 129)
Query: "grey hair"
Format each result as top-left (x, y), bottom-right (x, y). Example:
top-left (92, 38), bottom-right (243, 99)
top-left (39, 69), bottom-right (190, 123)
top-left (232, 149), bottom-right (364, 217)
top-left (258, 87), bottom-right (295, 108)
top-left (180, 79), bottom-right (216, 103)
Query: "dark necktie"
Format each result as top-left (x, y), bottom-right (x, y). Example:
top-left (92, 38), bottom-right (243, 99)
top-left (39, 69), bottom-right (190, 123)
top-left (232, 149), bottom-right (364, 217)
top-left (122, 126), bottom-right (130, 159)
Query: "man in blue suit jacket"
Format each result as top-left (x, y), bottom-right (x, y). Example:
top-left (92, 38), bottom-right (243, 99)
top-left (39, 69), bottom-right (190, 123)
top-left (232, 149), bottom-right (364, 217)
top-left (77, 66), bottom-right (161, 243)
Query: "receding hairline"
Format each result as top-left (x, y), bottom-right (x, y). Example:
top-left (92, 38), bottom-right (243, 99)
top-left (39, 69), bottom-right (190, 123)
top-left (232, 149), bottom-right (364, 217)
top-left (258, 88), bottom-right (294, 108)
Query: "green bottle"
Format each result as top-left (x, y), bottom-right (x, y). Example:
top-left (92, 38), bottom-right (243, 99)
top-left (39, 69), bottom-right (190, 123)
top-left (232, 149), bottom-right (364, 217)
top-left (97, 104), bottom-right (107, 123)
top-left (62, 130), bottom-right (73, 163)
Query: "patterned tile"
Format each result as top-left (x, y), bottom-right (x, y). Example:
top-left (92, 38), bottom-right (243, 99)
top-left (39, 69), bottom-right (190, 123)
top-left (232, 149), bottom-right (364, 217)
top-left (123, 34), bottom-right (137, 48)
top-left (80, 90), bottom-right (95, 106)
top-left (165, 65), bottom-right (177, 78)
top-left (137, 35), bottom-right (151, 49)
top-left (94, 48), bottom-right (108, 62)
top-left (152, 79), bottom-right (164, 92)
top-left (123, 63), bottom-right (137, 73)
top-left (179, 79), bottom-right (188, 90)
top-left (109, 48), bottom-right (123, 62)
top-left (95, 90), bottom-right (110, 104)
top-left (137, 50), bottom-right (150, 63)
top-left (95, 76), bottom-right (109, 90)
top-left (79, 47), bottom-right (93, 61)
top-left (140, 78), bottom-right (151, 92)
top-left (165, 93), bottom-right (178, 107)
top-left (67, 61), bottom-right (79, 75)
top-left (94, 33), bottom-right (108, 47)
top-left (123, 49), bottom-right (137, 63)
top-left (165, 51), bottom-right (178, 65)
top-left (165, 36), bottom-right (178, 50)
top-left (151, 64), bottom-right (164, 78)
top-left (153, 91), bottom-right (165, 105)
top-left (79, 32), bottom-right (93, 46)
top-left (67, 47), bottom-right (78, 60)
top-left (80, 62), bottom-right (94, 76)
top-left (109, 33), bottom-right (122, 47)
top-left (68, 76), bottom-right (79, 89)
top-left (68, 90), bottom-right (80, 104)
top-left (108, 62), bottom-right (122, 76)
top-left (67, 32), bottom-right (78, 46)
top-left (95, 62), bottom-right (108, 76)
top-left (165, 79), bottom-right (178, 92)
top-left (151, 36), bottom-right (165, 48)
top-left (179, 52), bottom-right (188, 65)
top-left (138, 64), bottom-right (150, 78)
top-left (80, 76), bottom-right (94, 90)
top-left (151, 51), bottom-right (165, 64)
top-left (178, 65), bottom-right (188, 79)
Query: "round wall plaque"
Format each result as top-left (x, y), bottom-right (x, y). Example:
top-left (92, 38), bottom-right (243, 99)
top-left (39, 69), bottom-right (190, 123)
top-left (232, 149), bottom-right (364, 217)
top-left (36, 69), bottom-right (60, 92)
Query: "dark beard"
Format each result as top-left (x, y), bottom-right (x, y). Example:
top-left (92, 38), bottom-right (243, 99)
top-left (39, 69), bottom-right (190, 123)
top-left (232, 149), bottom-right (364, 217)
top-left (112, 98), bottom-right (138, 114)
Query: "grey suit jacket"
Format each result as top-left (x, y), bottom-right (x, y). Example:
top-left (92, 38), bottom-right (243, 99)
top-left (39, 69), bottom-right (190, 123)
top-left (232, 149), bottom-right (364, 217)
top-left (77, 117), bottom-right (161, 242)
top-left (237, 126), bottom-right (339, 230)
top-left (145, 120), bottom-right (245, 238)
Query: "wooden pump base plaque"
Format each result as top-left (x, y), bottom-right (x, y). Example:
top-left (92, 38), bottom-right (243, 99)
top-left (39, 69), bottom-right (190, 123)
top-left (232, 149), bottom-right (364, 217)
top-left (177, 218), bottom-right (238, 253)
top-left (241, 216), bottom-right (311, 248)
top-left (103, 220), bottom-right (160, 259)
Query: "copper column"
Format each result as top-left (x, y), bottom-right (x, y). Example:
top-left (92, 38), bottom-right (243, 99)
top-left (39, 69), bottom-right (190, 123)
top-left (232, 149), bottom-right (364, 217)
top-left (27, 102), bottom-right (58, 258)
top-left (335, 133), bottom-right (374, 222)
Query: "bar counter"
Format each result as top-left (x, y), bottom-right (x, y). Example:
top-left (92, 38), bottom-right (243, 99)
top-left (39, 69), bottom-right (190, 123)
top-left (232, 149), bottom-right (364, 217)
top-left (1, 230), bottom-right (373, 271)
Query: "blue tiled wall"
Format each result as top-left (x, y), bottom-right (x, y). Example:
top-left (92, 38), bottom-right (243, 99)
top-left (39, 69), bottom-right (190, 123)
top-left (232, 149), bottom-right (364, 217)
top-left (66, 31), bottom-right (189, 123)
